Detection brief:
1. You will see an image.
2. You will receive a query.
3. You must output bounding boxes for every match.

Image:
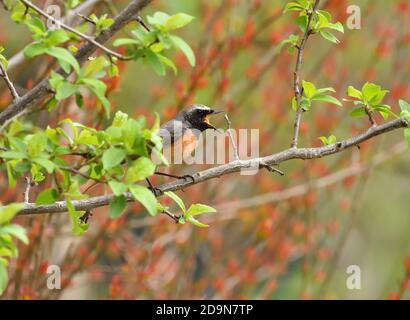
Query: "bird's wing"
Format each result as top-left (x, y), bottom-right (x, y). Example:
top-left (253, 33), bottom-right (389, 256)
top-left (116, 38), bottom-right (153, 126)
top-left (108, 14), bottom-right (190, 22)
top-left (159, 119), bottom-right (186, 147)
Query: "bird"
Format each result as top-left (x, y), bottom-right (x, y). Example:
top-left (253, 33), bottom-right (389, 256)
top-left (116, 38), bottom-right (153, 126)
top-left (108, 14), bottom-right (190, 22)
top-left (150, 104), bottom-right (223, 183)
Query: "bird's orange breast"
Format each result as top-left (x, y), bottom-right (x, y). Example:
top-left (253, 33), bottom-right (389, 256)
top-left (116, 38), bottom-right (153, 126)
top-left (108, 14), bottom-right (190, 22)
top-left (161, 128), bottom-right (198, 164)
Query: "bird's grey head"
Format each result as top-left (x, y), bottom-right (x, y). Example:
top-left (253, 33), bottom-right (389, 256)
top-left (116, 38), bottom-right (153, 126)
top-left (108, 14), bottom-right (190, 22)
top-left (178, 104), bottom-right (222, 131)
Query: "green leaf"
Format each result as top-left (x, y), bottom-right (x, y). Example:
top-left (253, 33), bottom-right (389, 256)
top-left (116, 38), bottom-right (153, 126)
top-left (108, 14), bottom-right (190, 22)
top-left (46, 47), bottom-right (80, 74)
top-left (113, 38), bottom-right (140, 47)
top-left (82, 56), bottom-right (109, 78)
top-left (328, 135), bottom-right (337, 144)
top-left (316, 87), bottom-right (336, 94)
top-left (0, 263), bottom-right (8, 295)
top-left (0, 224), bottom-right (28, 245)
top-left (81, 78), bottom-right (111, 117)
top-left (373, 104), bottom-right (395, 120)
top-left (0, 203), bottom-right (25, 225)
top-left (109, 195), bottom-right (127, 219)
top-left (25, 16), bottom-right (46, 35)
top-left (158, 54), bottom-right (177, 75)
top-left (318, 136), bottom-right (328, 145)
top-left (369, 90), bottom-right (389, 105)
top-left (27, 132), bottom-right (47, 158)
top-left (164, 191), bottom-right (186, 212)
top-left (362, 82), bottom-right (381, 103)
top-left (55, 82), bottom-right (78, 100)
top-left (165, 13), bottom-right (195, 30)
top-left (108, 181), bottom-right (127, 196)
top-left (399, 100), bottom-right (410, 122)
top-left (129, 185), bottom-right (157, 216)
top-left (320, 30), bottom-right (339, 44)
top-left (46, 29), bottom-right (70, 46)
top-left (35, 189), bottom-right (58, 205)
top-left (6, 163), bottom-right (16, 188)
top-left (144, 49), bottom-right (165, 76)
top-left (170, 35), bottom-right (196, 66)
top-left (295, 14), bottom-right (309, 33)
top-left (349, 108), bottom-right (366, 117)
top-left (125, 157), bottom-right (155, 183)
top-left (77, 130), bottom-right (99, 145)
top-left (291, 97), bottom-right (297, 111)
top-left (147, 11), bottom-right (170, 26)
top-left (102, 147), bottom-right (127, 170)
top-left (312, 94), bottom-right (342, 106)
top-left (300, 98), bottom-right (311, 111)
top-left (0, 151), bottom-right (27, 159)
top-left (327, 21), bottom-right (344, 33)
top-left (347, 86), bottom-right (362, 99)
top-left (32, 157), bottom-right (55, 174)
top-left (302, 80), bottom-right (317, 98)
top-left (399, 100), bottom-right (410, 113)
top-left (24, 42), bottom-right (48, 58)
top-left (112, 110), bottom-right (129, 127)
top-left (405, 129), bottom-right (410, 149)
top-left (186, 216), bottom-right (209, 228)
top-left (283, 2), bottom-right (305, 13)
top-left (185, 204), bottom-right (216, 216)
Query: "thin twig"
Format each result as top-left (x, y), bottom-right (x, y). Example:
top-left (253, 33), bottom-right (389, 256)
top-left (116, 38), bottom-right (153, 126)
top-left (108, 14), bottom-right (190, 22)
top-left (20, 0), bottom-right (134, 61)
top-left (365, 106), bottom-right (377, 126)
top-left (76, 13), bottom-right (96, 25)
top-left (60, 166), bottom-right (105, 183)
top-left (290, 0), bottom-right (320, 148)
top-left (224, 113), bottom-right (239, 161)
top-left (162, 209), bottom-right (180, 223)
top-left (0, 61), bottom-right (20, 101)
top-left (24, 176), bottom-right (32, 203)
top-left (136, 15), bottom-right (150, 31)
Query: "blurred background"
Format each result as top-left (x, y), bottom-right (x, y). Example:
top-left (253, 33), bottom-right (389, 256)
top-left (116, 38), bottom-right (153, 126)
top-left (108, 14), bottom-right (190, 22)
top-left (0, 0), bottom-right (410, 299)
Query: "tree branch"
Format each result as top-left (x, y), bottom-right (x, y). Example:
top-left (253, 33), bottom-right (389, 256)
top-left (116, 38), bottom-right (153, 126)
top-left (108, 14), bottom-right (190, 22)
top-left (0, 0), bottom-right (152, 126)
top-left (290, 0), bottom-right (320, 148)
top-left (17, 118), bottom-right (409, 216)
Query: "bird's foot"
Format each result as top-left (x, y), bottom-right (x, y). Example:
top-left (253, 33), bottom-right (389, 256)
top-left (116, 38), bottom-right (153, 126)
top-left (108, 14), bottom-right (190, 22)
top-left (259, 163), bottom-right (285, 176)
top-left (154, 171), bottom-right (195, 182)
top-left (146, 178), bottom-right (162, 196)
top-left (148, 185), bottom-right (162, 197)
top-left (180, 174), bottom-right (195, 183)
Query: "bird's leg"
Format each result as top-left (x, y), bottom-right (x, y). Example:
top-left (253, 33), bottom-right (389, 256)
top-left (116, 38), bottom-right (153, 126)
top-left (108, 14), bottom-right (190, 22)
top-left (146, 178), bottom-right (162, 196)
top-left (154, 171), bottom-right (195, 183)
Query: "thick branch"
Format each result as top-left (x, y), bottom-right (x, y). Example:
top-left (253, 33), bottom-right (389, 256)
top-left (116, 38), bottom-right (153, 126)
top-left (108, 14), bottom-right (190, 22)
top-left (18, 118), bottom-right (409, 216)
top-left (0, 0), bottom-right (152, 126)
top-left (290, 0), bottom-right (320, 148)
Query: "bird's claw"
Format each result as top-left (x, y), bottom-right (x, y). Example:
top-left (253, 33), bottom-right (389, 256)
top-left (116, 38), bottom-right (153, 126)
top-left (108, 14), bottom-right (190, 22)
top-left (181, 174), bottom-right (195, 182)
top-left (259, 163), bottom-right (285, 176)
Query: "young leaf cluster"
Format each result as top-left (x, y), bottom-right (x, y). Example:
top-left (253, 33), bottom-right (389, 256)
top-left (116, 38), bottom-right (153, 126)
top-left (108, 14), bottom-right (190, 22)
top-left (0, 203), bottom-right (28, 295)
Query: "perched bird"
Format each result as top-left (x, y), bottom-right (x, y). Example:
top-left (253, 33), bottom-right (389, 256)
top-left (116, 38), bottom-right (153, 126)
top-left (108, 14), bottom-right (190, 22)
top-left (157, 104), bottom-right (223, 167)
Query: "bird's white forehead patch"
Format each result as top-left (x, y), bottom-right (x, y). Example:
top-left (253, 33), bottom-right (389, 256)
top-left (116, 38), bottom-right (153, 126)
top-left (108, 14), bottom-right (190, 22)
top-left (192, 104), bottom-right (210, 111)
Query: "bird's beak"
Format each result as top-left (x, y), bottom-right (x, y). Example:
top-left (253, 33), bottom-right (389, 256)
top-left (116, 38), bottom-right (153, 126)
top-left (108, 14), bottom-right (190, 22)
top-left (204, 109), bottom-right (224, 131)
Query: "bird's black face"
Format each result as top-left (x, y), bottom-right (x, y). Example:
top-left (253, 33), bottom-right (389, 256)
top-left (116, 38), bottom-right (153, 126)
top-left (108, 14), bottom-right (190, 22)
top-left (182, 104), bottom-right (223, 132)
